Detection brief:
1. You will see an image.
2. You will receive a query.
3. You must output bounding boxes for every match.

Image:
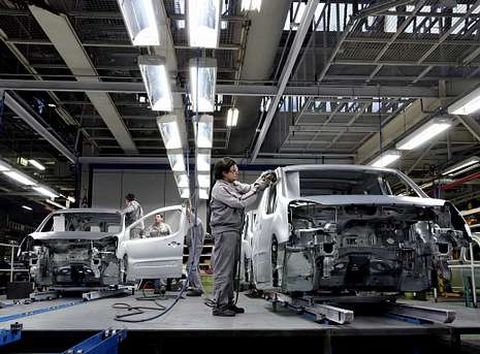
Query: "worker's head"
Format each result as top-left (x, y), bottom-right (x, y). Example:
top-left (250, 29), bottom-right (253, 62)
top-left (125, 193), bottom-right (135, 203)
top-left (154, 213), bottom-right (164, 224)
top-left (214, 157), bottom-right (239, 182)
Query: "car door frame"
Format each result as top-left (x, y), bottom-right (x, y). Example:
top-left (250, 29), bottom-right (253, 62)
top-left (117, 205), bottom-right (187, 281)
top-left (252, 183), bottom-right (280, 288)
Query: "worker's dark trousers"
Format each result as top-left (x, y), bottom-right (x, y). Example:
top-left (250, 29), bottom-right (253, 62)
top-left (212, 230), bottom-right (240, 308)
top-left (187, 224), bottom-right (205, 290)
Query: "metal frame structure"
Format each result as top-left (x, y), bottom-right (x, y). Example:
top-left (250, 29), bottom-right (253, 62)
top-left (0, 0), bottom-right (479, 209)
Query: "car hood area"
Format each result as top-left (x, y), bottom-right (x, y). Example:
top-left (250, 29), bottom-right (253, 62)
top-left (296, 195), bottom-right (446, 208)
top-left (28, 231), bottom-right (119, 241)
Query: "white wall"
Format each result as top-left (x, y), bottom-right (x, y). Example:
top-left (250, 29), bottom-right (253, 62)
top-left (91, 169), bottom-right (207, 225)
top-left (91, 168), bottom-right (263, 229)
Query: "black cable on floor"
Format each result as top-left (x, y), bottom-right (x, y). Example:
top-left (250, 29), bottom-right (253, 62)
top-left (112, 280), bottom-right (188, 323)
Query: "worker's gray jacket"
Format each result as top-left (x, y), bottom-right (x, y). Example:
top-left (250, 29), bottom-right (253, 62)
top-left (123, 200), bottom-right (144, 228)
top-left (145, 223), bottom-right (171, 238)
top-left (210, 179), bottom-right (257, 234)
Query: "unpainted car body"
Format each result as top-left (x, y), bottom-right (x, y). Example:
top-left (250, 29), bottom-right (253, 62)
top-left (239, 210), bottom-right (257, 285)
top-left (21, 206), bottom-right (188, 290)
top-left (245, 165), bottom-right (471, 294)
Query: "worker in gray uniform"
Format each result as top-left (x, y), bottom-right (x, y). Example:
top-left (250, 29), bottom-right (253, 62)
top-left (210, 157), bottom-right (272, 317)
top-left (186, 208), bottom-right (205, 297)
top-left (122, 193), bottom-right (144, 238)
top-left (144, 213), bottom-right (172, 238)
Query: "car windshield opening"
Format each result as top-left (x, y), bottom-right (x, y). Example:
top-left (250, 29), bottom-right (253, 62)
top-left (285, 169), bottom-right (420, 198)
top-left (41, 212), bottom-right (121, 232)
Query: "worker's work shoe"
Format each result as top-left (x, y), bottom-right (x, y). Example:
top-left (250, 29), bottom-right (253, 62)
top-left (212, 306), bottom-right (236, 317)
top-left (228, 304), bottom-right (245, 314)
top-left (186, 288), bottom-right (203, 297)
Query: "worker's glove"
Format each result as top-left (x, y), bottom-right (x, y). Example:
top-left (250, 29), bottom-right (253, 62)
top-left (253, 170), bottom-right (276, 192)
top-left (254, 178), bottom-right (269, 192)
top-left (261, 170), bottom-right (277, 184)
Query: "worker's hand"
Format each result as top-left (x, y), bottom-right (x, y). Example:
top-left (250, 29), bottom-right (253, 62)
top-left (261, 170), bottom-right (277, 183)
top-left (253, 170), bottom-right (276, 191)
top-left (253, 177), bottom-right (269, 192)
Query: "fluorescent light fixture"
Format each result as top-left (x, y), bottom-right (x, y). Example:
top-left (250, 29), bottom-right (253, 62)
top-left (199, 188), bottom-right (209, 200)
top-left (196, 150), bottom-right (211, 172)
top-left (189, 57), bottom-right (217, 112)
top-left (448, 86), bottom-right (480, 115)
top-left (22, 205), bottom-right (33, 211)
top-left (157, 115), bottom-right (183, 149)
top-left (48, 103), bottom-right (56, 108)
top-left (462, 208), bottom-right (480, 217)
top-left (241, 0), bottom-right (262, 11)
top-left (139, 56), bottom-right (173, 111)
top-left (226, 108), bottom-right (239, 127)
top-left (369, 150), bottom-right (401, 168)
top-left (197, 174), bottom-right (211, 188)
top-left (396, 118), bottom-right (452, 150)
top-left (45, 199), bottom-right (66, 209)
top-left (443, 156), bottom-right (480, 176)
top-left (33, 185), bottom-right (59, 199)
top-left (449, 164), bottom-right (479, 177)
top-left (28, 159), bottom-right (46, 171)
top-left (18, 157), bottom-right (28, 166)
top-left (3, 171), bottom-right (37, 186)
top-left (193, 115), bottom-right (213, 148)
top-left (117, 0), bottom-right (161, 46)
top-left (187, 0), bottom-right (221, 48)
top-left (179, 187), bottom-right (190, 199)
top-left (0, 160), bottom-right (12, 172)
top-left (419, 182), bottom-right (433, 190)
top-left (167, 150), bottom-right (186, 172)
top-left (175, 173), bottom-right (189, 188)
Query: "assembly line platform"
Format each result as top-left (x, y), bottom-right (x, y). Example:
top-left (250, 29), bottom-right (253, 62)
top-left (1, 293), bottom-right (480, 353)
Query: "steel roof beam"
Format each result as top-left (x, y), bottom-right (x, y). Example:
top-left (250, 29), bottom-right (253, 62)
top-left (3, 92), bottom-right (76, 163)
top-left (455, 115), bottom-right (480, 142)
top-left (0, 79), bottom-right (440, 98)
top-left (250, 0), bottom-right (319, 162)
top-left (5, 38), bottom-right (240, 50)
top-left (334, 60), bottom-right (480, 66)
top-left (365, 0), bottom-right (427, 83)
top-left (344, 37), bottom-right (480, 46)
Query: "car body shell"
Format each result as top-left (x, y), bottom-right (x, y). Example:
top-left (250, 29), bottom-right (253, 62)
top-left (22, 205), bottom-right (188, 289)
top-left (243, 164), bottom-right (471, 294)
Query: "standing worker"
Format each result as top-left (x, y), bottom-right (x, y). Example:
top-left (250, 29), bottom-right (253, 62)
top-left (210, 157), bottom-right (272, 317)
top-left (186, 208), bottom-right (205, 297)
top-left (122, 193), bottom-right (144, 238)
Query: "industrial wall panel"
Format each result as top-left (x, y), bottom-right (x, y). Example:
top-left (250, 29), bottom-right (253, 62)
top-left (92, 171), bottom-right (123, 209)
top-left (122, 171), bottom-right (165, 213)
top-left (91, 168), bottom-right (208, 227)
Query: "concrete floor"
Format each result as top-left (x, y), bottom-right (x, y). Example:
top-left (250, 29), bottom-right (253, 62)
top-left (2, 293), bottom-right (480, 353)
top-left (0, 293), bottom-right (479, 334)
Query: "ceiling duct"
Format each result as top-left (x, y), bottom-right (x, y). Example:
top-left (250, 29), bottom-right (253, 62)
top-left (29, 5), bottom-right (138, 155)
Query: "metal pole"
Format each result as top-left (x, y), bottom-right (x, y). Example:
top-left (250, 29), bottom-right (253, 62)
top-left (469, 242), bottom-right (477, 307)
top-left (10, 244), bottom-right (14, 283)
